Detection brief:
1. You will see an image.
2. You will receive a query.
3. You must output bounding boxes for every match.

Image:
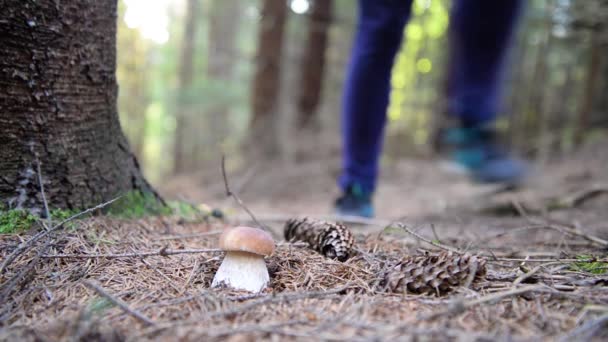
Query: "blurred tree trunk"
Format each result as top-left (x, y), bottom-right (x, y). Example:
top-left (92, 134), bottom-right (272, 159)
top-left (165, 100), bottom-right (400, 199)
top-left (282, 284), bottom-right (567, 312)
top-left (593, 48), bottom-right (608, 127)
top-left (518, 2), bottom-right (552, 155)
top-left (205, 0), bottom-right (241, 159)
top-left (0, 0), bottom-right (155, 213)
top-left (249, 0), bottom-right (288, 158)
top-left (574, 29), bottom-right (602, 146)
top-left (296, 0), bottom-right (333, 129)
top-left (173, 0), bottom-right (199, 174)
top-left (117, 18), bottom-right (149, 161)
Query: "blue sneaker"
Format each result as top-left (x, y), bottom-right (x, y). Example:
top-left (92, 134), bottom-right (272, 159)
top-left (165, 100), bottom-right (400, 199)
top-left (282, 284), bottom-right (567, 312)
top-left (334, 184), bottom-right (374, 218)
top-left (443, 126), bottom-right (527, 185)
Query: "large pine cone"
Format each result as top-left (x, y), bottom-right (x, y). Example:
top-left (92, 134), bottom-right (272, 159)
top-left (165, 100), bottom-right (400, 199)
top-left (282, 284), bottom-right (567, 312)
top-left (284, 217), bottom-right (355, 262)
top-left (383, 251), bottom-right (487, 296)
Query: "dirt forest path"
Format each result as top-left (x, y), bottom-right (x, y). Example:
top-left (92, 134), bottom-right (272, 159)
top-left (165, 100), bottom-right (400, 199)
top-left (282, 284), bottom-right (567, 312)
top-left (161, 139), bottom-right (608, 242)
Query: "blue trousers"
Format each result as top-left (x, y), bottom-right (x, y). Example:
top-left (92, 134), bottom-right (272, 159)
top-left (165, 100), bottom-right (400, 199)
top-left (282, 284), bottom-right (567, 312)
top-left (339, 0), bottom-right (523, 193)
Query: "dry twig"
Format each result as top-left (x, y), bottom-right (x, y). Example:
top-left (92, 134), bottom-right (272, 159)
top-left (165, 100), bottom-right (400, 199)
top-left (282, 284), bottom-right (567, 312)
top-left (420, 285), bottom-right (549, 321)
top-left (42, 247), bottom-right (222, 259)
top-left (144, 284), bottom-right (352, 335)
top-left (221, 155), bottom-right (268, 231)
top-left (84, 280), bottom-right (156, 327)
top-left (394, 222), bottom-right (462, 254)
top-left (557, 313), bottom-right (608, 342)
top-left (35, 158), bottom-right (51, 228)
top-left (154, 230), bottom-right (223, 241)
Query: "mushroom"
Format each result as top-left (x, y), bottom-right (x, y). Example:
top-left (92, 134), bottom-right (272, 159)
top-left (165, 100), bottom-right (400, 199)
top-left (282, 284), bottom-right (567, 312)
top-left (211, 226), bottom-right (275, 293)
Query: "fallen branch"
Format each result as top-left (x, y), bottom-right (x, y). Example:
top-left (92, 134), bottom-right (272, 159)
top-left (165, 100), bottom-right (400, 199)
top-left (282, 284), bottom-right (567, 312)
top-left (420, 284), bottom-right (549, 321)
top-left (493, 258), bottom-right (608, 263)
top-left (512, 262), bottom-right (562, 286)
top-left (0, 241), bottom-right (53, 305)
top-left (154, 230), bottom-right (223, 241)
top-left (557, 313), bottom-right (608, 342)
top-left (144, 284), bottom-right (352, 335)
top-left (510, 198), bottom-right (607, 247)
top-left (550, 184), bottom-right (608, 210)
top-left (0, 196), bottom-right (122, 273)
top-left (393, 222), bottom-right (463, 255)
top-left (42, 247), bottom-right (223, 259)
top-left (84, 280), bottom-right (156, 327)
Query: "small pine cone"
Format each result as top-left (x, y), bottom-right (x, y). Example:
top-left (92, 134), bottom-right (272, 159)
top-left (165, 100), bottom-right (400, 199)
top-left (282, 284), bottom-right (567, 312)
top-left (284, 217), bottom-right (355, 262)
top-left (383, 251), bottom-right (486, 296)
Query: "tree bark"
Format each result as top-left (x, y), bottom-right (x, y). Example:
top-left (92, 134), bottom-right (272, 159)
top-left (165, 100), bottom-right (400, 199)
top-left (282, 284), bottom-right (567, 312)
top-left (296, 0), bottom-right (333, 129)
top-left (173, 0), bottom-right (199, 174)
top-left (0, 0), bottom-right (154, 213)
top-left (249, 0), bottom-right (288, 158)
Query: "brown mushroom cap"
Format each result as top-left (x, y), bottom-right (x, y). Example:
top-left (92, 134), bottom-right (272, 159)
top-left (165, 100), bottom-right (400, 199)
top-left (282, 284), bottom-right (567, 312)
top-left (219, 226), bottom-right (275, 256)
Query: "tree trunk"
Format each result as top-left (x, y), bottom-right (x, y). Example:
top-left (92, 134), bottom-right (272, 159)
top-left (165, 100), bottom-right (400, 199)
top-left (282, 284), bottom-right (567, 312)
top-left (204, 0), bottom-right (241, 161)
top-left (173, 0), bottom-right (199, 174)
top-left (249, 0), bottom-right (288, 158)
top-left (0, 0), bottom-right (154, 213)
top-left (574, 29), bottom-right (602, 146)
top-left (296, 0), bottom-right (333, 129)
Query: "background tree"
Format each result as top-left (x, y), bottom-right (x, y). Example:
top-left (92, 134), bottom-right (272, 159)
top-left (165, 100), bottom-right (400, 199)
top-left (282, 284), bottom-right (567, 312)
top-left (0, 0), bottom-right (154, 212)
top-left (249, 0), bottom-right (289, 159)
top-left (296, 0), bottom-right (334, 129)
top-left (173, 0), bottom-right (200, 174)
top-left (205, 0), bottom-right (241, 160)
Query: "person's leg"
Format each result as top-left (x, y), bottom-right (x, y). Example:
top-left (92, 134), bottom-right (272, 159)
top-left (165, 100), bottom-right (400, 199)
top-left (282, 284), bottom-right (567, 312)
top-left (337, 0), bottom-right (413, 217)
top-left (448, 0), bottom-right (523, 125)
top-left (445, 0), bottom-right (526, 183)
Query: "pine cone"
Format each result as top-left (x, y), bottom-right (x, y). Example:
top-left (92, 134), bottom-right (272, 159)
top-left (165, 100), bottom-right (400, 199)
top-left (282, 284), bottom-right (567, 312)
top-left (284, 217), bottom-right (355, 262)
top-left (383, 251), bottom-right (486, 296)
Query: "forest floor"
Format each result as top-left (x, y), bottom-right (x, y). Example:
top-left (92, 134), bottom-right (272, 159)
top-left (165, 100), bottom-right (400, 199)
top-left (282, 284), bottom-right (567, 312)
top-left (1, 139), bottom-right (608, 341)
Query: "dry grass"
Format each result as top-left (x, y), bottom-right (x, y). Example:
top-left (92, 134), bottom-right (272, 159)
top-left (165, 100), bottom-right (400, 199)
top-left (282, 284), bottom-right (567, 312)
top-left (1, 214), bottom-right (608, 341)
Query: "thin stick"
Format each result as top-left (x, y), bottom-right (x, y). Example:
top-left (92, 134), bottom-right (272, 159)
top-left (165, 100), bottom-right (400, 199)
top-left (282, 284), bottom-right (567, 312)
top-left (210, 284), bottom-right (350, 319)
top-left (84, 280), bottom-right (156, 326)
top-left (35, 158), bottom-right (51, 228)
top-left (140, 258), bottom-right (182, 293)
top-left (493, 258), bottom-right (608, 263)
top-left (41, 247), bottom-right (222, 259)
top-left (511, 201), bottom-right (608, 247)
top-left (557, 313), bottom-right (608, 342)
top-left (420, 284), bottom-right (548, 321)
top-left (0, 241), bottom-right (52, 303)
top-left (394, 222), bottom-right (462, 254)
top-left (512, 262), bottom-right (562, 286)
top-left (181, 258), bottom-right (200, 294)
top-left (221, 155), bottom-right (267, 231)
top-left (155, 230), bottom-right (223, 241)
top-left (144, 284), bottom-right (351, 335)
top-left (0, 196), bottom-right (122, 273)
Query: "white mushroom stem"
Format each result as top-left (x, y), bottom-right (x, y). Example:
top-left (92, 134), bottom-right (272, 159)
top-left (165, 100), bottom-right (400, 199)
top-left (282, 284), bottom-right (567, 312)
top-left (211, 251), bottom-right (269, 293)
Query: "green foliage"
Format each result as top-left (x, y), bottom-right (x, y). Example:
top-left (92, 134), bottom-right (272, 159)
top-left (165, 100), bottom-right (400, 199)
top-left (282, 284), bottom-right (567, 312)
top-left (50, 208), bottom-right (79, 221)
top-left (571, 255), bottom-right (608, 275)
top-left (106, 191), bottom-right (223, 221)
top-left (0, 209), bottom-right (38, 234)
top-left (106, 191), bottom-right (173, 219)
top-left (167, 201), bottom-right (202, 220)
top-left (0, 207), bottom-right (80, 234)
